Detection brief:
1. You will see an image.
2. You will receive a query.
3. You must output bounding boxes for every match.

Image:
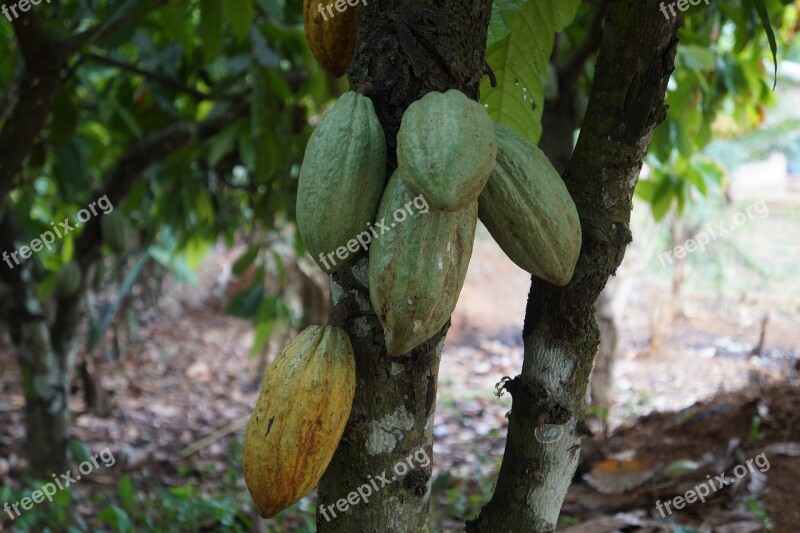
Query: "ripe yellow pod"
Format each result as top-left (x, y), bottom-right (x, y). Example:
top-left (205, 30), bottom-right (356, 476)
top-left (243, 326), bottom-right (356, 518)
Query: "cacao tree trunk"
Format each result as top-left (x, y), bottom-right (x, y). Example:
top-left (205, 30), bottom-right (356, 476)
top-left (317, 1), bottom-right (492, 530)
top-left (469, 1), bottom-right (682, 530)
top-left (0, 219), bottom-right (80, 477)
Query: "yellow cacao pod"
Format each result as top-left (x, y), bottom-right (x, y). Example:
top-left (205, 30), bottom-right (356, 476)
top-left (369, 169), bottom-right (477, 356)
top-left (297, 91), bottom-right (386, 274)
top-left (397, 90), bottom-right (497, 212)
top-left (478, 123), bottom-right (582, 286)
top-left (243, 326), bottom-right (356, 518)
top-left (303, 0), bottom-right (361, 77)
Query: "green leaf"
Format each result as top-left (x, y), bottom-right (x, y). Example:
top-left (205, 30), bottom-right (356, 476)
top-left (200, 0), bottom-right (224, 64)
top-left (634, 180), bottom-right (658, 203)
top-left (225, 275), bottom-right (265, 318)
top-left (208, 123), bottom-right (242, 166)
top-left (97, 505), bottom-right (133, 533)
top-left (160, 2), bottom-right (193, 50)
top-left (250, 27), bottom-right (281, 68)
top-left (651, 176), bottom-right (675, 221)
top-left (487, 0), bottom-right (524, 48)
top-left (116, 475), bottom-right (136, 510)
top-left (481, 0), bottom-right (581, 144)
top-left (232, 245), bottom-right (260, 275)
top-left (224, 0), bottom-right (256, 41)
top-left (67, 438), bottom-right (92, 464)
top-left (679, 44), bottom-right (716, 71)
top-left (753, 0), bottom-right (778, 90)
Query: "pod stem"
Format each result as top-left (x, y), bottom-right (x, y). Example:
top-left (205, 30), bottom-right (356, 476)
top-left (330, 304), bottom-right (354, 328)
top-left (355, 82), bottom-right (374, 97)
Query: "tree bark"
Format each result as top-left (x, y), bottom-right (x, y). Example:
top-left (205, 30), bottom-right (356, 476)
top-left (469, 1), bottom-right (681, 530)
top-left (317, 1), bottom-right (492, 530)
top-left (0, 216), bottom-right (74, 476)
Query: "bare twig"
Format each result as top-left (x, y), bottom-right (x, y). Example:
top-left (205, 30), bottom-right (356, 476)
top-left (85, 52), bottom-right (209, 100)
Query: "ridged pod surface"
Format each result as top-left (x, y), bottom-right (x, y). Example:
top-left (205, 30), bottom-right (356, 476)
top-left (479, 123), bottom-right (582, 286)
top-left (369, 170), bottom-right (477, 356)
top-left (243, 326), bottom-right (356, 518)
top-left (303, 0), bottom-right (361, 77)
top-left (397, 90), bottom-right (497, 212)
top-left (297, 91), bottom-right (386, 273)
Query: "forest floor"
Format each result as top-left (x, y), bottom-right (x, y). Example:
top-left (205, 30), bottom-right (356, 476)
top-left (0, 191), bottom-right (798, 532)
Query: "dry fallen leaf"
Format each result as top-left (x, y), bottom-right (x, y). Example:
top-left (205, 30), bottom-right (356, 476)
top-left (585, 458), bottom-right (655, 495)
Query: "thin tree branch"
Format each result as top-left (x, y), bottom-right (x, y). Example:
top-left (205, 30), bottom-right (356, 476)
top-left (49, 101), bottom-right (250, 353)
top-left (76, 100), bottom-right (250, 263)
top-left (62, 0), bottom-right (171, 56)
top-left (0, 14), bottom-right (66, 218)
top-left (558, 1), bottom-right (610, 86)
top-left (85, 52), bottom-right (210, 100)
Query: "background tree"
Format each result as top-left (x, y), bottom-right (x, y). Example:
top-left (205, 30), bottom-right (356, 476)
top-left (0, 0), bottom-right (332, 477)
top-left (0, 0), bottom-right (794, 530)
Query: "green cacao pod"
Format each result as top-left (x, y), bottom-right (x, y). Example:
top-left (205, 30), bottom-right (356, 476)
top-left (56, 262), bottom-right (81, 297)
top-left (297, 91), bottom-right (386, 274)
top-left (243, 326), bottom-right (356, 518)
top-left (397, 90), bottom-right (497, 212)
top-left (100, 211), bottom-right (129, 255)
top-left (303, 0), bottom-right (360, 77)
top-left (369, 169), bottom-right (477, 356)
top-left (478, 123), bottom-right (582, 286)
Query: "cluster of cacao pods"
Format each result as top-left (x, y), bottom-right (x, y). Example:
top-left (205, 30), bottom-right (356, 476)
top-left (244, 7), bottom-right (582, 518)
top-left (295, 87), bottom-right (581, 358)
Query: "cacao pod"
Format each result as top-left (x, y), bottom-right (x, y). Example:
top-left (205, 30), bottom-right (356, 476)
top-left (100, 210), bottom-right (129, 255)
top-left (478, 123), bottom-right (582, 286)
top-left (243, 326), bottom-right (356, 518)
top-left (303, 0), bottom-right (360, 77)
top-left (297, 91), bottom-right (386, 274)
top-left (397, 90), bottom-right (497, 212)
top-left (56, 262), bottom-right (81, 297)
top-left (368, 169), bottom-right (477, 356)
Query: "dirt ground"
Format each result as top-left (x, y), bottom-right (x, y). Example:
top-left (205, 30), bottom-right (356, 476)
top-left (1, 190), bottom-right (798, 531)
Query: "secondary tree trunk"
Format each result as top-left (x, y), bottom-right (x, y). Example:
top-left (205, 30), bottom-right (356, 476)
top-left (317, 1), bottom-right (492, 530)
top-left (469, 1), bottom-right (682, 530)
top-left (0, 216), bottom-right (79, 477)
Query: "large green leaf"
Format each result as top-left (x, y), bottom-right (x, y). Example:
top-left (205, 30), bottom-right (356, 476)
top-left (200, 0), bottom-right (224, 63)
top-left (224, 0), bottom-right (256, 41)
top-left (753, 0), bottom-right (778, 90)
top-left (481, 0), bottom-right (581, 144)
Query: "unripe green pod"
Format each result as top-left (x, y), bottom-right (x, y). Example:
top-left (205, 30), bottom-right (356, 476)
top-left (297, 92), bottom-right (387, 274)
top-left (369, 169), bottom-right (477, 356)
top-left (56, 262), bottom-right (82, 297)
top-left (479, 123), bottom-right (582, 286)
top-left (100, 210), bottom-right (129, 255)
top-left (397, 89), bottom-right (496, 212)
